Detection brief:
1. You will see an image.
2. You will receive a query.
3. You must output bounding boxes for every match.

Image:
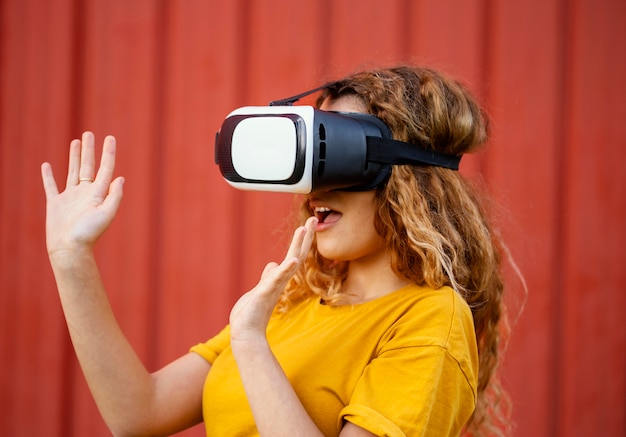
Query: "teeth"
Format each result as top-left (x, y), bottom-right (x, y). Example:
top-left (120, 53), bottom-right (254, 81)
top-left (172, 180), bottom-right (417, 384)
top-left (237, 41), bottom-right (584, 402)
top-left (314, 207), bottom-right (331, 213)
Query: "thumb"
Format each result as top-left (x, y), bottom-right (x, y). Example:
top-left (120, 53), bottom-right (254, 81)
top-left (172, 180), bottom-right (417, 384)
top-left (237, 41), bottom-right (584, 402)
top-left (261, 261), bottom-right (280, 276)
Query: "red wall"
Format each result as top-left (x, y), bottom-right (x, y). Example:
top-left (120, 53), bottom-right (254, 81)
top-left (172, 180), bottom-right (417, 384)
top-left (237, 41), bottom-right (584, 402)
top-left (1, 1), bottom-right (624, 436)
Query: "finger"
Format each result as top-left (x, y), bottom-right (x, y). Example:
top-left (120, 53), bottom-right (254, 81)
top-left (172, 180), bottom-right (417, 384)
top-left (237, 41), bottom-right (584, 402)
top-left (100, 176), bottom-right (125, 216)
top-left (79, 131), bottom-right (96, 182)
top-left (283, 225), bottom-right (308, 265)
top-left (41, 162), bottom-right (59, 198)
top-left (284, 217), bottom-right (317, 262)
top-left (94, 135), bottom-right (117, 186)
top-left (280, 221), bottom-right (314, 273)
top-left (299, 216), bottom-right (318, 258)
top-left (66, 139), bottom-right (81, 187)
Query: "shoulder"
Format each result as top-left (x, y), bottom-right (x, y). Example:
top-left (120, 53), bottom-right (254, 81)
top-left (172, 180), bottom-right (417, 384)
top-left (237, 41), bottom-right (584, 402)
top-left (378, 285), bottom-right (477, 367)
top-left (384, 284), bottom-right (479, 384)
top-left (389, 285), bottom-right (474, 339)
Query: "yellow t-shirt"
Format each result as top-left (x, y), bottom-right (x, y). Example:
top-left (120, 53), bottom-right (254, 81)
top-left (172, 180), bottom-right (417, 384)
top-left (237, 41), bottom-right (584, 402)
top-left (190, 284), bottom-right (478, 436)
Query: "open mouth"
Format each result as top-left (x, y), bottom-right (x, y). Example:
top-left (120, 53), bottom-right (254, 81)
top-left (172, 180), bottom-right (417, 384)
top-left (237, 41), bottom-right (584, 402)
top-left (313, 206), bottom-right (341, 224)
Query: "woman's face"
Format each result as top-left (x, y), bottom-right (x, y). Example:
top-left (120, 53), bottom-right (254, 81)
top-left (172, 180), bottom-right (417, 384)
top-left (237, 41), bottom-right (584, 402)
top-left (308, 96), bottom-right (386, 264)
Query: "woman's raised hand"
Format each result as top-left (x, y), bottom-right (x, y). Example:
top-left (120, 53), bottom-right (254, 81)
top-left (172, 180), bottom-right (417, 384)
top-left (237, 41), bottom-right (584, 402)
top-left (41, 131), bottom-right (125, 258)
top-left (229, 216), bottom-right (318, 343)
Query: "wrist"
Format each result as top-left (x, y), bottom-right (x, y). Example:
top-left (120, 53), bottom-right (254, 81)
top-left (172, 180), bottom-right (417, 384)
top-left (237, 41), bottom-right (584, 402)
top-left (230, 332), bottom-right (270, 357)
top-left (48, 244), bottom-right (96, 270)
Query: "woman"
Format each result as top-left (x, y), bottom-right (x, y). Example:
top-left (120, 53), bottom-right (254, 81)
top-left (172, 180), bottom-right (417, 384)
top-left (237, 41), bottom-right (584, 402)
top-left (41, 65), bottom-right (509, 436)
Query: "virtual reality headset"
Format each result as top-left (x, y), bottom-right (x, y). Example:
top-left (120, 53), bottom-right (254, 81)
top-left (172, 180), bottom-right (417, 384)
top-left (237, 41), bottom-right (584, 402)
top-left (215, 87), bottom-right (461, 193)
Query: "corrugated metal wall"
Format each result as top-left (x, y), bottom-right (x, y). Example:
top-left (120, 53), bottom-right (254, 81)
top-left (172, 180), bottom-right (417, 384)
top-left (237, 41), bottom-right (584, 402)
top-left (1, 0), bottom-right (624, 436)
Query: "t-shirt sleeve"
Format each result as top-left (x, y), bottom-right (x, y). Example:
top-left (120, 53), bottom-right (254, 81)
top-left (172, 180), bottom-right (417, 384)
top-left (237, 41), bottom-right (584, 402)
top-left (339, 292), bottom-right (478, 436)
top-left (339, 346), bottom-right (475, 436)
top-left (189, 324), bottom-right (231, 365)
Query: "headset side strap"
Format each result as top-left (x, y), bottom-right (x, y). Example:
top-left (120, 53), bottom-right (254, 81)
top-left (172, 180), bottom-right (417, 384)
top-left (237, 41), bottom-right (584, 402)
top-left (366, 136), bottom-right (461, 170)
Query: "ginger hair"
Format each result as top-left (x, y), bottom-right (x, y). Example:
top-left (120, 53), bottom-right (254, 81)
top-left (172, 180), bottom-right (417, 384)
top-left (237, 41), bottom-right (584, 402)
top-left (280, 65), bottom-right (512, 436)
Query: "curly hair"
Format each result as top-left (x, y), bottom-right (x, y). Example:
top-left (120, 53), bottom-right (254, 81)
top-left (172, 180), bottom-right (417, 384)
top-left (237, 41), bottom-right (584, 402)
top-left (279, 66), bottom-right (512, 436)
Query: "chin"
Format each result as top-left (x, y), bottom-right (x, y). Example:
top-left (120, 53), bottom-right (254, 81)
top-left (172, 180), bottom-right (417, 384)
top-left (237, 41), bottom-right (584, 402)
top-left (316, 244), bottom-right (348, 262)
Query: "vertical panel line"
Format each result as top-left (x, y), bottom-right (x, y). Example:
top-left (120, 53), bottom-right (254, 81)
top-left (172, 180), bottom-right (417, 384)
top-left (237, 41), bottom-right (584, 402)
top-left (227, 0), bottom-right (252, 303)
top-left (316, 0), bottom-right (334, 80)
top-left (398, 0), bottom-right (412, 61)
top-left (62, 0), bottom-right (88, 434)
top-left (550, 0), bottom-right (574, 434)
top-left (479, 0), bottom-right (494, 178)
top-left (146, 0), bottom-right (170, 370)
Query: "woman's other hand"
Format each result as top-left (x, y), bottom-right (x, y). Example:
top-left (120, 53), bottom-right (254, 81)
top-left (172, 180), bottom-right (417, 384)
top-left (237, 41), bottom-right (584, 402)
top-left (229, 216), bottom-right (317, 343)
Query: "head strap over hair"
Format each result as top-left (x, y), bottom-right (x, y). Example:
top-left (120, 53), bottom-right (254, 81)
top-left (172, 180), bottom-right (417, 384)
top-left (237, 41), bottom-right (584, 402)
top-left (269, 83), bottom-right (335, 106)
top-left (269, 84), bottom-right (462, 170)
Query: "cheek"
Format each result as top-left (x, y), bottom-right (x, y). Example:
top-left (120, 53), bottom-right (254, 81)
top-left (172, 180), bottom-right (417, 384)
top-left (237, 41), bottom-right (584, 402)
top-left (354, 227), bottom-right (386, 257)
top-left (315, 216), bottom-right (384, 261)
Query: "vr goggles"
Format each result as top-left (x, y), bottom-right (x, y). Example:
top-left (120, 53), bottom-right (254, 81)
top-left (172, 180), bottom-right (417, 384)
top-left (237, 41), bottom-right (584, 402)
top-left (215, 86), bottom-right (461, 193)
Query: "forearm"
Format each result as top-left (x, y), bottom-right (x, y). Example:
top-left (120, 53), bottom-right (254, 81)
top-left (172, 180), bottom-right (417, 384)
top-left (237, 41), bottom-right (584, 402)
top-left (41, 133), bottom-right (206, 436)
top-left (227, 218), bottom-right (321, 435)
top-left (50, 248), bottom-right (156, 435)
top-left (231, 337), bottom-right (324, 437)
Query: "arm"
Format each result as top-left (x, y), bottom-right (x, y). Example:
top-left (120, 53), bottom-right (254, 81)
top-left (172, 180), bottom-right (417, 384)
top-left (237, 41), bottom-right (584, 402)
top-left (228, 219), bottom-right (320, 436)
top-left (42, 132), bottom-right (208, 436)
top-left (228, 218), bottom-right (375, 437)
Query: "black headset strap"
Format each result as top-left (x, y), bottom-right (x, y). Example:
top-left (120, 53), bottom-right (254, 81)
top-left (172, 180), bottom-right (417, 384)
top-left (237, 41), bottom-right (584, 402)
top-left (366, 136), bottom-right (461, 170)
top-left (269, 83), bottom-right (335, 106)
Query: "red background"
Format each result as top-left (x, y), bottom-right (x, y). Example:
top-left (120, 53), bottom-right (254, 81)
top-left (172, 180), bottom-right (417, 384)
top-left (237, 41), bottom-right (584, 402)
top-left (1, 1), bottom-right (625, 436)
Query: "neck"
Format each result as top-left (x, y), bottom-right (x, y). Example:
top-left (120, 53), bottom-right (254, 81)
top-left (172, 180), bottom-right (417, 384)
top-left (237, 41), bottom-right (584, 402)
top-left (339, 252), bottom-right (411, 304)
